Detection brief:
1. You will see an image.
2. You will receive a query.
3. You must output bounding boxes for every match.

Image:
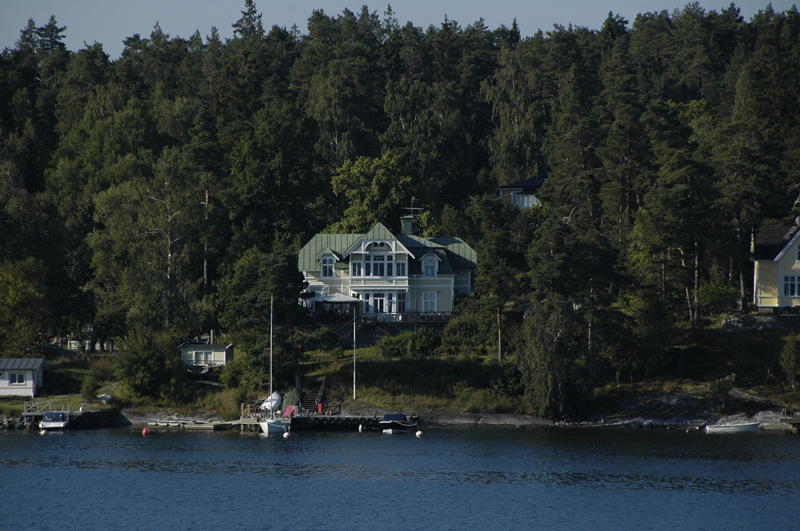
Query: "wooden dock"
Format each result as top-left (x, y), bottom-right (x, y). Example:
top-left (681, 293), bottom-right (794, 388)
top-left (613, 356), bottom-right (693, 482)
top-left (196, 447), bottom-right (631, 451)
top-left (235, 414), bottom-right (419, 433)
top-left (142, 421), bottom-right (236, 431)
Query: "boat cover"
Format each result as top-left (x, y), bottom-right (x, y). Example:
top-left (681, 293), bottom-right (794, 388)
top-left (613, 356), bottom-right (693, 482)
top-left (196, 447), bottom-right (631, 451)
top-left (382, 414), bottom-right (408, 422)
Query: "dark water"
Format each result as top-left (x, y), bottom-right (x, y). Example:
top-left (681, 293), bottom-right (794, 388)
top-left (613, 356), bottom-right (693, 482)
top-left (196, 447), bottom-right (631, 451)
top-left (1, 426), bottom-right (797, 530)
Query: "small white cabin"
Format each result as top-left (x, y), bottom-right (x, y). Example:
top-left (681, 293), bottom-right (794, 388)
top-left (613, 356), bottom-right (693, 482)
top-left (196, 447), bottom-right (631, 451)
top-left (179, 341), bottom-right (234, 370)
top-left (0, 358), bottom-right (46, 397)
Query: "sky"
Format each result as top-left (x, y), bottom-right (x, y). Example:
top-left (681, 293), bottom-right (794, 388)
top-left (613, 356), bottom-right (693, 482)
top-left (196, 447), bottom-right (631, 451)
top-left (1, 1), bottom-right (797, 59)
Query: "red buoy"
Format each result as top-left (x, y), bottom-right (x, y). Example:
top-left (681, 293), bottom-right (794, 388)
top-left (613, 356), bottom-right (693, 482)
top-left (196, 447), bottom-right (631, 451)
top-left (142, 428), bottom-right (152, 437)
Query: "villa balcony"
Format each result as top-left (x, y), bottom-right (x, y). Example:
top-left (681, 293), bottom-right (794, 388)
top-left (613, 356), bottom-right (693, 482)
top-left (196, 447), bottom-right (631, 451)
top-left (311, 310), bottom-right (452, 324)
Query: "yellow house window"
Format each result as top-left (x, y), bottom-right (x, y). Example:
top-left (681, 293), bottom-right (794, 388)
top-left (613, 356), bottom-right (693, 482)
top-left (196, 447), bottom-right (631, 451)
top-left (784, 276), bottom-right (797, 296)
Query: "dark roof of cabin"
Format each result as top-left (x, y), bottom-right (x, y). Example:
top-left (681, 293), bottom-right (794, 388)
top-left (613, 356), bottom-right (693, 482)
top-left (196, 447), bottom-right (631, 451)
top-left (753, 226), bottom-right (799, 260)
top-left (497, 177), bottom-right (545, 193)
top-left (0, 358), bottom-right (45, 371)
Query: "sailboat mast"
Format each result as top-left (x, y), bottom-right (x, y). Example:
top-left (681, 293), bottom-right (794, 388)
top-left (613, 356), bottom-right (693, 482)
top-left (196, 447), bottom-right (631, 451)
top-left (270, 296), bottom-right (273, 399)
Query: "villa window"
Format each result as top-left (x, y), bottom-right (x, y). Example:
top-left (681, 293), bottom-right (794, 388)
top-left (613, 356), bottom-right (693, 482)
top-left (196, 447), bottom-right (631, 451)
top-left (784, 275), bottom-right (797, 297)
top-left (351, 262), bottom-right (362, 277)
top-left (387, 293), bottom-right (394, 313)
top-left (387, 255), bottom-right (393, 277)
top-left (397, 292), bottom-right (406, 313)
top-left (397, 262), bottom-right (406, 277)
top-left (9, 373), bottom-right (25, 385)
top-left (796, 244), bottom-right (800, 261)
top-left (423, 257), bottom-right (436, 277)
top-left (373, 255), bottom-right (385, 276)
top-left (364, 256), bottom-right (371, 277)
top-left (321, 258), bottom-right (334, 277)
top-left (423, 292), bottom-right (437, 313)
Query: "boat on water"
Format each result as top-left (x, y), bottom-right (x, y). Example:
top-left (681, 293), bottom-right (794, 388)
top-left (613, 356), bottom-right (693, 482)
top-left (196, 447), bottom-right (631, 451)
top-left (258, 296), bottom-right (290, 436)
top-left (40, 412), bottom-right (70, 431)
top-left (704, 420), bottom-right (760, 433)
top-left (380, 414), bottom-right (418, 434)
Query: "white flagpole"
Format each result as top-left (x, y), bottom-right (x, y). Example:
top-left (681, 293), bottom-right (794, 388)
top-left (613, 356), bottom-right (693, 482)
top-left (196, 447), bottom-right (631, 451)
top-left (353, 300), bottom-right (357, 400)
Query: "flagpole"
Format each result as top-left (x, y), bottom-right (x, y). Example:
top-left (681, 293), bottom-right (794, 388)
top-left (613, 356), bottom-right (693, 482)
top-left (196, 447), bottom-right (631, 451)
top-left (353, 300), bottom-right (357, 400)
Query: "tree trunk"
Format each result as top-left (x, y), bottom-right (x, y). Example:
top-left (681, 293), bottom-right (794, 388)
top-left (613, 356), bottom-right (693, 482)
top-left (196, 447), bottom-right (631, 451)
top-left (497, 306), bottom-right (503, 361)
top-left (587, 316), bottom-right (594, 388)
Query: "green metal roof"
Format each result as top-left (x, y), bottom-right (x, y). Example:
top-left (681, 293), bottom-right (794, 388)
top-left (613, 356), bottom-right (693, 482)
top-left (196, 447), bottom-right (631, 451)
top-left (298, 233), bottom-right (361, 271)
top-left (299, 222), bottom-right (477, 272)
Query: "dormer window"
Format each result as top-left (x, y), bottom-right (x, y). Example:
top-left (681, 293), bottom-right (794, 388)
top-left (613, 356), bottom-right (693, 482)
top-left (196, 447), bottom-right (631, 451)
top-left (321, 257), bottom-right (334, 277)
top-left (423, 257), bottom-right (436, 277)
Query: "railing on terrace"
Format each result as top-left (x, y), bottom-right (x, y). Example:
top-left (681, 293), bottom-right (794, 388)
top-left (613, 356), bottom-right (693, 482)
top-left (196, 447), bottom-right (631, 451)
top-left (311, 310), bottom-right (452, 324)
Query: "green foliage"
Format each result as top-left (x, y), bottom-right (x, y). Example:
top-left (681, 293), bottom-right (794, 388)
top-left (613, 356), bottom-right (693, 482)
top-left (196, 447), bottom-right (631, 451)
top-left (377, 329), bottom-right (441, 359)
top-left (438, 312), bottom-right (492, 357)
top-left (779, 333), bottom-right (800, 389)
top-left (698, 276), bottom-right (738, 315)
top-left (114, 325), bottom-right (180, 398)
top-left (328, 153), bottom-right (411, 233)
top-left (709, 373), bottom-right (736, 410)
top-left (518, 294), bottom-right (589, 419)
top-left (80, 374), bottom-right (100, 402)
top-left (0, 257), bottom-right (50, 354)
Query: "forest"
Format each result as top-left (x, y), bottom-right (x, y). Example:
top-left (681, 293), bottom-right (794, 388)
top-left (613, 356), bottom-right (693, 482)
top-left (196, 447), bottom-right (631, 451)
top-left (2, 1), bottom-right (800, 417)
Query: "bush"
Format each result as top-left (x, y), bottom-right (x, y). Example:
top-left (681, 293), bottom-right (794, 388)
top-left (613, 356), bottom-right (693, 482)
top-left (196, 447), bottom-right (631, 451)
top-left (438, 313), bottom-right (490, 357)
top-left (89, 358), bottom-right (115, 382)
top-left (81, 374), bottom-right (100, 402)
top-left (377, 329), bottom-right (441, 358)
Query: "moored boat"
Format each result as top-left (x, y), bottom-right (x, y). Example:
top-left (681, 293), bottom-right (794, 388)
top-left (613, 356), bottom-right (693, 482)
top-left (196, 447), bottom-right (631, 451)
top-left (40, 412), bottom-right (70, 431)
top-left (258, 296), bottom-right (290, 437)
top-left (380, 413), bottom-right (418, 434)
top-left (704, 420), bottom-right (760, 433)
top-left (259, 417), bottom-right (290, 435)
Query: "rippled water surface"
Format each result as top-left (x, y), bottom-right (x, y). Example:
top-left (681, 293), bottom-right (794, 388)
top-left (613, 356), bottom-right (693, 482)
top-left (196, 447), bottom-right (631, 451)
top-left (1, 426), bottom-right (797, 530)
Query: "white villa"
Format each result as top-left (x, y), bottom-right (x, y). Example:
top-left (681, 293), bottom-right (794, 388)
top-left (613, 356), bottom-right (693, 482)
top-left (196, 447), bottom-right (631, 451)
top-left (298, 217), bottom-right (476, 324)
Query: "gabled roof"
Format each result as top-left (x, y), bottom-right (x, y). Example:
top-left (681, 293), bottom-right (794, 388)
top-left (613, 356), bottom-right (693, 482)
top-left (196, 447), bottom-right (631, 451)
top-left (298, 233), bottom-right (362, 271)
top-left (0, 358), bottom-right (46, 371)
top-left (343, 222), bottom-right (399, 256)
top-left (315, 247), bottom-right (343, 262)
top-left (497, 177), bottom-right (545, 193)
top-left (298, 222), bottom-right (477, 272)
top-left (753, 226), bottom-right (800, 260)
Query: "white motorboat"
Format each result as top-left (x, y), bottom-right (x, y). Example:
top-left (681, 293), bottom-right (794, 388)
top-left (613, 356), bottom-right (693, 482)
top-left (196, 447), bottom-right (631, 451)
top-left (704, 420), bottom-right (760, 433)
top-left (40, 412), bottom-right (70, 431)
top-left (380, 413), bottom-right (418, 434)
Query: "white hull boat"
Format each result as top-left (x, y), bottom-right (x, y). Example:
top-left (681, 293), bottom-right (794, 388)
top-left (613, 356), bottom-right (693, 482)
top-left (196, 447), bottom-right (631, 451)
top-left (380, 414), bottom-right (418, 434)
top-left (259, 418), bottom-right (290, 435)
top-left (704, 421), bottom-right (760, 433)
top-left (40, 412), bottom-right (70, 431)
top-left (259, 296), bottom-right (290, 437)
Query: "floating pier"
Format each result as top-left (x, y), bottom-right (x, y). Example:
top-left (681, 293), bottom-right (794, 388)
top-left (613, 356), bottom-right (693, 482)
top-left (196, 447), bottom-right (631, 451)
top-left (22, 401), bottom-right (120, 430)
top-left (235, 414), bottom-right (419, 433)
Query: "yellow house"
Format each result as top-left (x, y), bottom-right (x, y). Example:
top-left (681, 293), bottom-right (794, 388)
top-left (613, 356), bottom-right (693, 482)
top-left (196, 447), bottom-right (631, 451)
top-left (752, 226), bottom-right (800, 308)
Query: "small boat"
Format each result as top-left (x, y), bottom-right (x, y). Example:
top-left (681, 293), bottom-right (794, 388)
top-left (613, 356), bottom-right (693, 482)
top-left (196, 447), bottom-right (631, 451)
top-left (170, 422), bottom-right (181, 427)
top-left (704, 420), bottom-right (760, 433)
top-left (40, 412), bottom-right (70, 431)
top-left (380, 413), bottom-right (418, 434)
top-left (259, 417), bottom-right (290, 435)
